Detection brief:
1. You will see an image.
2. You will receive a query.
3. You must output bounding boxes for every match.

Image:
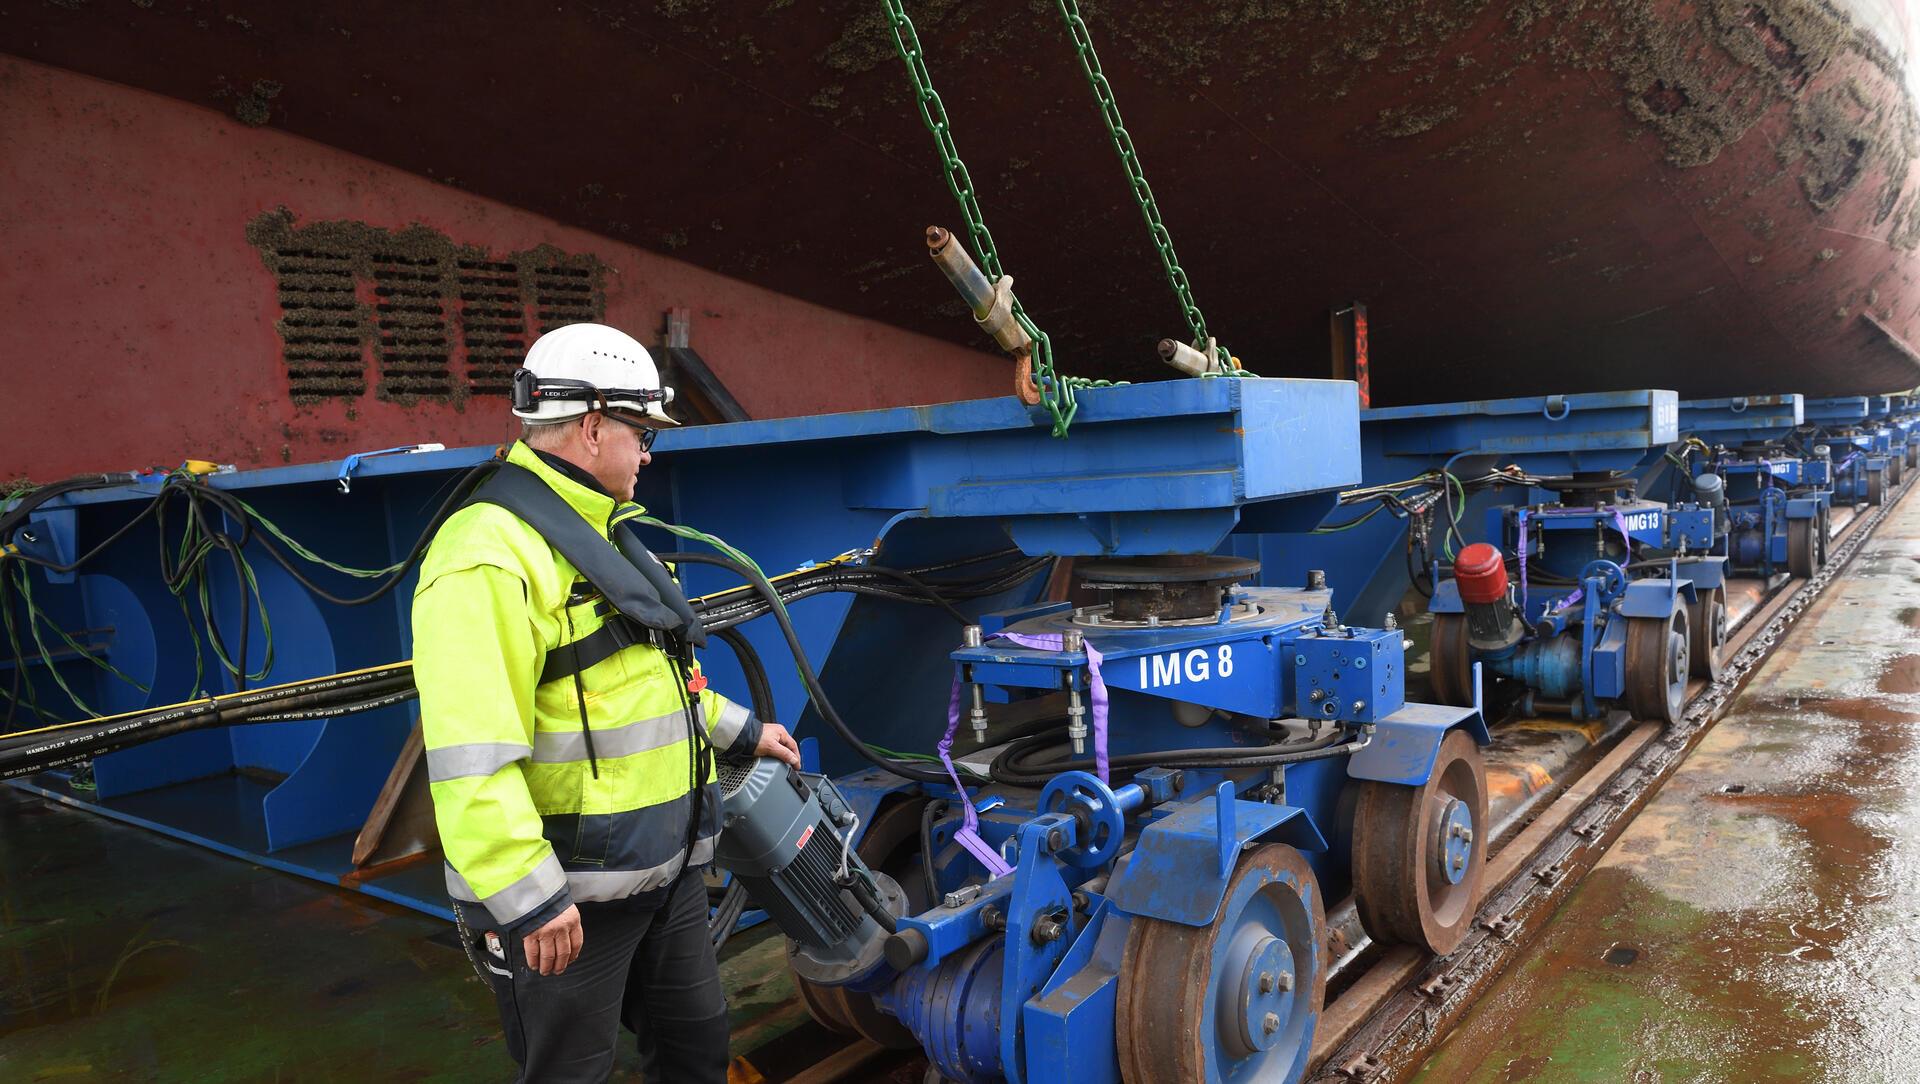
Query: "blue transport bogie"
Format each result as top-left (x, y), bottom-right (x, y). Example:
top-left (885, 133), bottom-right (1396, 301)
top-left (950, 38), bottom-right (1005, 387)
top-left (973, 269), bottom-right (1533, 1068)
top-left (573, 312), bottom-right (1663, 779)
top-left (1425, 485), bottom-right (1715, 721)
top-left (1805, 396), bottom-right (1896, 507)
top-left (1662, 395), bottom-right (1832, 580)
top-left (827, 576), bottom-right (1491, 1084)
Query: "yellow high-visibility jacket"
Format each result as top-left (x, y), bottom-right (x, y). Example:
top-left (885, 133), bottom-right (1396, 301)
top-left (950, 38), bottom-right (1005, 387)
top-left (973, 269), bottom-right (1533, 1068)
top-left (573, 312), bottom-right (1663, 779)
top-left (412, 441), bottom-right (759, 930)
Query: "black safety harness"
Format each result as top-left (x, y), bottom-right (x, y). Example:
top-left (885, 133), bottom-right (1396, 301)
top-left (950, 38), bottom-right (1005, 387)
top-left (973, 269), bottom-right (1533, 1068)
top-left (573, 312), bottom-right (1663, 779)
top-left (462, 460), bottom-right (715, 875)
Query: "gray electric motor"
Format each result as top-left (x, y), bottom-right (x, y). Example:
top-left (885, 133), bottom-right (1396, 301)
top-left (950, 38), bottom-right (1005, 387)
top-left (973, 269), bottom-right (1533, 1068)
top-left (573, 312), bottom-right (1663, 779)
top-left (713, 757), bottom-right (904, 988)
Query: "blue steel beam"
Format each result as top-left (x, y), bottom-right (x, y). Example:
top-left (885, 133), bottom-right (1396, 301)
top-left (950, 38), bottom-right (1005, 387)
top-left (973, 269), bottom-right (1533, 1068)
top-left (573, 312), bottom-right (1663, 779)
top-left (8, 378), bottom-right (1366, 879)
top-left (1675, 395), bottom-right (1804, 444)
top-left (1803, 396), bottom-right (1872, 427)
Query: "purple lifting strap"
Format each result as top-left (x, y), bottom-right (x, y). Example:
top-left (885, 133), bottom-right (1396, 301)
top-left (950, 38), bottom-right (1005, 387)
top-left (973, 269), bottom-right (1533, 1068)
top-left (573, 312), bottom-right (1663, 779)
top-left (939, 677), bottom-right (1013, 878)
top-left (1521, 506), bottom-right (1637, 617)
top-left (988, 631), bottom-right (1110, 784)
top-left (937, 631), bottom-right (1112, 880)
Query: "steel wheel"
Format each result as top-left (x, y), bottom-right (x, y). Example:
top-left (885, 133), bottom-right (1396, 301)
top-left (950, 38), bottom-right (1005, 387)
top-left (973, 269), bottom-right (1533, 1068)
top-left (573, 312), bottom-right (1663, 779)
top-left (792, 797), bottom-right (926, 1048)
top-left (1350, 729), bottom-right (1488, 955)
top-left (1117, 844), bottom-right (1326, 1084)
top-left (1869, 468), bottom-right (1886, 506)
top-left (1891, 457), bottom-right (1904, 487)
top-left (1428, 613), bottom-right (1475, 707)
top-left (1624, 608), bottom-right (1689, 725)
top-left (1817, 505), bottom-right (1831, 567)
top-left (1687, 586), bottom-right (1725, 681)
top-left (1787, 517), bottom-right (1817, 578)
top-left (1907, 444), bottom-right (1917, 470)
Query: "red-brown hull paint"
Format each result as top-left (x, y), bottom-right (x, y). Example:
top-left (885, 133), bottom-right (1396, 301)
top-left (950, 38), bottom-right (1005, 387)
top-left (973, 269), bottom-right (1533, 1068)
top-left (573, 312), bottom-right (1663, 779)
top-left (0, 57), bottom-right (1008, 482)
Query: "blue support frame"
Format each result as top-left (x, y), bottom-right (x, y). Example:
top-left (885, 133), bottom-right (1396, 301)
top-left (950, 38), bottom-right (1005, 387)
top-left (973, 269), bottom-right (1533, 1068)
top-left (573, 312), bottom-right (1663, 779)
top-left (1242, 390), bottom-right (1681, 624)
top-left (5, 379), bottom-right (1364, 907)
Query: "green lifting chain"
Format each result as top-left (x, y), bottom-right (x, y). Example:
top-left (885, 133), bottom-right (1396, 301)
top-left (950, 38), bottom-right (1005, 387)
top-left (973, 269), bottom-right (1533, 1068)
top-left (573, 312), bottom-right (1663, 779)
top-left (1052, 0), bottom-right (1244, 375)
top-left (880, 0), bottom-right (1120, 437)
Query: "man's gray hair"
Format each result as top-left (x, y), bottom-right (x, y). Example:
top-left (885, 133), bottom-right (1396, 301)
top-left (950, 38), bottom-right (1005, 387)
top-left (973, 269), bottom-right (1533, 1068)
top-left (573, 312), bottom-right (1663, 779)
top-left (521, 418), bottom-right (577, 450)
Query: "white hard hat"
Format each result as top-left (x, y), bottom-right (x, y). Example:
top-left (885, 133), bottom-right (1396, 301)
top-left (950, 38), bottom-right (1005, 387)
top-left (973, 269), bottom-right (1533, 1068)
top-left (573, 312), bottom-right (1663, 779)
top-left (511, 323), bottom-right (678, 426)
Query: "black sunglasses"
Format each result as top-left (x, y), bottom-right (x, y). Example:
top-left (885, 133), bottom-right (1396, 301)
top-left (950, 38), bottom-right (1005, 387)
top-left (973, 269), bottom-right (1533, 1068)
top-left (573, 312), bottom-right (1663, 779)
top-left (600, 410), bottom-right (659, 453)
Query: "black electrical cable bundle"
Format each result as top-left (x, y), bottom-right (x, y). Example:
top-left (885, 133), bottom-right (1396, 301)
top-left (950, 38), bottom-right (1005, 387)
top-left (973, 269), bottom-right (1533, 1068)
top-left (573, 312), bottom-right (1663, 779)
top-left (660, 551), bottom-right (957, 786)
top-left (703, 626), bottom-right (775, 951)
top-left (0, 473), bottom-right (143, 543)
top-left (0, 666), bottom-right (416, 779)
top-left (708, 879), bottom-right (750, 950)
top-left (986, 725), bottom-right (1367, 788)
top-left (693, 555), bottom-right (1051, 633)
top-left (3, 462), bottom-right (498, 707)
top-left (154, 465), bottom-right (498, 608)
top-left (918, 797), bottom-right (949, 905)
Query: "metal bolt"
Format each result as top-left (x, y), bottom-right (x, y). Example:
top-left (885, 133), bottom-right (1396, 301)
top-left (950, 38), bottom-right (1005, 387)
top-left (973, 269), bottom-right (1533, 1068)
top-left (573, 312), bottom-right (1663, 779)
top-left (1308, 688), bottom-right (1325, 702)
top-left (1351, 700), bottom-right (1366, 714)
top-left (1460, 827), bottom-right (1474, 843)
top-left (1047, 827), bottom-right (1065, 852)
top-left (1262, 1012), bottom-right (1280, 1035)
top-left (1322, 606), bottom-right (1340, 631)
top-left (1062, 628), bottom-right (1084, 653)
top-left (1383, 612), bottom-right (1398, 630)
top-left (1031, 914), bottom-right (1065, 945)
top-left (963, 624), bottom-right (983, 648)
top-left (1258, 971), bottom-right (1275, 994)
top-left (1453, 855), bottom-right (1465, 872)
top-left (1306, 569), bottom-right (1326, 590)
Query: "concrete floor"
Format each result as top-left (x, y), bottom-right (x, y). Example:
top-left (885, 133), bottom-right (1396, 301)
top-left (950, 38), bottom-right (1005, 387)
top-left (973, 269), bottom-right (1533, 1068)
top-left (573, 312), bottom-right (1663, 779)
top-left (1414, 493), bottom-right (1920, 1083)
top-left (0, 785), bottom-right (823, 1082)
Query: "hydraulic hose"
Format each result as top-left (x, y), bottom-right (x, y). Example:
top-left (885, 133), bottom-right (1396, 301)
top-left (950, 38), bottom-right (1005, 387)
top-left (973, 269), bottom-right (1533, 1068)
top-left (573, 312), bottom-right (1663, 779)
top-left (919, 797), bottom-right (949, 905)
top-left (712, 627), bottom-right (776, 726)
top-left (660, 551), bottom-right (953, 785)
top-left (988, 727), bottom-right (1369, 788)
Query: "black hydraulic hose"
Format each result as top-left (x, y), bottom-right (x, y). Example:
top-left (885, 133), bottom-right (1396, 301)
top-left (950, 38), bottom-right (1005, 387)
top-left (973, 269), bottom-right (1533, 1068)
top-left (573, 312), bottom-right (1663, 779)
top-left (1, 570), bottom-right (36, 729)
top-left (712, 627), bottom-right (776, 726)
top-left (919, 797), bottom-right (949, 906)
top-left (0, 666), bottom-right (416, 749)
top-left (172, 462), bottom-right (498, 607)
top-left (660, 551), bottom-right (952, 785)
top-left (0, 669), bottom-right (415, 770)
top-left (709, 881), bottom-right (749, 951)
top-left (0, 473), bottom-right (143, 542)
top-left (692, 559), bottom-right (1049, 632)
top-left (0, 673), bottom-right (418, 758)
top-left (988, 728), bottom-right (1368, 788)
top-left (854, 565), bottom-right (971, 624)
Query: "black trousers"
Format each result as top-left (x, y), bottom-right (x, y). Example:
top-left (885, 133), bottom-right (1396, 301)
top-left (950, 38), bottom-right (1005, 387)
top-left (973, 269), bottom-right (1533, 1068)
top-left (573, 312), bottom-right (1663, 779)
top-left (457, 872), bottom-right (730, 1083)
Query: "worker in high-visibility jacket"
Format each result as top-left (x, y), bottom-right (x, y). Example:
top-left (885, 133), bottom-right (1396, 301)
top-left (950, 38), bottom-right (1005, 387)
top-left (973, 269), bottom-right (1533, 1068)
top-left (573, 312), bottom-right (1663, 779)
top-left (413, 322), bottom-right (801, 1084)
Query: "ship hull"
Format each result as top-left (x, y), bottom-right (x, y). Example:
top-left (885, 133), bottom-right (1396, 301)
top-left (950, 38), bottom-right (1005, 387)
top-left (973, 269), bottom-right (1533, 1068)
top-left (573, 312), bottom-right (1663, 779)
top-left (3, 0), bottom-right (1919, 470)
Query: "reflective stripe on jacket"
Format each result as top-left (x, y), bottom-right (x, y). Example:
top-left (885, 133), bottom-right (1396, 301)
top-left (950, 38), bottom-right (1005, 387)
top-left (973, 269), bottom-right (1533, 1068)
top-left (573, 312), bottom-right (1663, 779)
top-left (412, 441), bottom-right (760, 930)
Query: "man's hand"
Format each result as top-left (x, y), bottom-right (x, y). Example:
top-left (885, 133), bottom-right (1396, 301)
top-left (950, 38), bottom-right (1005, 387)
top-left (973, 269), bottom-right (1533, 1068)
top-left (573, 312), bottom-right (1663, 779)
top-left (522, 904), bottom-right (583, 976)
top-left (755, 723), bottom-right (802, 768)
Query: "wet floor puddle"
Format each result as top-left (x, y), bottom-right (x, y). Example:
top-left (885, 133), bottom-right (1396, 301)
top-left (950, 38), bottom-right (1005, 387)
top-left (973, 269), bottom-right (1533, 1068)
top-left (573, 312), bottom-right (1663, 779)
top-left (1414, 515), bottom-right (1920, 1082)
